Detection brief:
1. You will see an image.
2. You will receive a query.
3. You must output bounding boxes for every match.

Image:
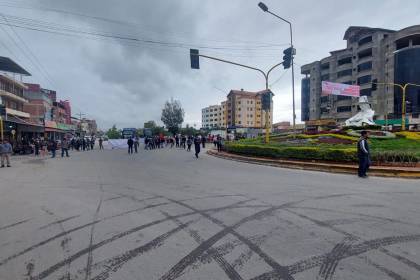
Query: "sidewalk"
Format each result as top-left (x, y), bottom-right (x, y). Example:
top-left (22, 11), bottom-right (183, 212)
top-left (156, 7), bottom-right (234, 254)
top-left (207, 150), bottom-right (420, 179)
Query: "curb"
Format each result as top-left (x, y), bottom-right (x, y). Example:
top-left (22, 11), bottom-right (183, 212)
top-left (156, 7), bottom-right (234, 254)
top-left (207, 150), bottom-right (420, 179)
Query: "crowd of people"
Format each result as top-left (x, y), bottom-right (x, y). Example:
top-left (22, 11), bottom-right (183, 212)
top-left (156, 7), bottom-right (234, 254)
top-left (136, 133), bottom-right (224, 158)
top-left (0, 136), bottom-right (105, 167)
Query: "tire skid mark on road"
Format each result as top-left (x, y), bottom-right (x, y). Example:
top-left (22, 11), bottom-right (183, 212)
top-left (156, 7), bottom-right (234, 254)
top-left (159, 198), bottom-right (296, 280)
top-left (286, 208), bottom-right (420, 278)
top-left (30, 199), bottom-right (254, 280)
top-left (251, 234), bottom-right (420, 279)
top-left (290, 206), bottom-right (420, 229)
top-left (287, 207), bottom-right (420, 273)
top-left (0, 218), bottom-right (31, 232)
top-left (38, 215), bottom-right (80, 230)
top-left (160, 210), bottom-right (244, 280)
top-left (84, 188), bottom-right (104, 280)
top-left (0, 220), bottom-right (100, 267)
top-left (90, 220), bottom-right (195, 280)
top-left (317, 237), bottom-right (356, 280)
top-left (363, 256), bottom-right (407, 280)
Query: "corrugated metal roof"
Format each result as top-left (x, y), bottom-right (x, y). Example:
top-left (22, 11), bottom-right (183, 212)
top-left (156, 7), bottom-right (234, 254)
top-left (0, 56), bottom-right (31, 76)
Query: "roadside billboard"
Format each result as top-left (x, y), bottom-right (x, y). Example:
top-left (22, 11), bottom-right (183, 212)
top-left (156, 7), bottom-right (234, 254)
top-left (321, 81), bottom-right (360, 97)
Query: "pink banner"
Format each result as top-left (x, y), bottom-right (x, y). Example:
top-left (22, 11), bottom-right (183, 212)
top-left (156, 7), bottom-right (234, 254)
top-left (322, 81), bottom-right (360, 97)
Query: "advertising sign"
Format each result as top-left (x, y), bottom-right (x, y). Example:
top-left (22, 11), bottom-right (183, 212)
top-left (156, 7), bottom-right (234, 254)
top-left (322, 81), bottom-right (360, 97)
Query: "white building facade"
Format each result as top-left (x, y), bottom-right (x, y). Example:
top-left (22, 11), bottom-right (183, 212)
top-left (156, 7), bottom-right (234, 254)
top-left (201, 105), bottom-right (222, 129)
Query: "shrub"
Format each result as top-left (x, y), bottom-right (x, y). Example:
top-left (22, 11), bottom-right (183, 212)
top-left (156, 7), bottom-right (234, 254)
top-left (346, 129), bottom-right (396, 139)
top-left (289, 133), bottom-right (358, 141)
top-left (224, 143), bottom-right (357, 162)
top-left (372, 151), bottom-right (419, 165)
top-left (395, 131), bottom-right (420, 141)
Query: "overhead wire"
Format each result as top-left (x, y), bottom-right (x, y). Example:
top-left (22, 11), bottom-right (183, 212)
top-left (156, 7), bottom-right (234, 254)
top-left (0, 0), bottom-right (288, 47)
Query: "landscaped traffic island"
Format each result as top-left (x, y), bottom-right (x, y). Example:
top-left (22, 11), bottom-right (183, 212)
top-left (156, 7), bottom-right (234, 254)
top-left (225, 130), bottom-right (420, 167)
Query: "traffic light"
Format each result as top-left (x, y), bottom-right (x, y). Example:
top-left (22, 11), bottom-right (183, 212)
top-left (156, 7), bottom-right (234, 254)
top-left (283, 47), bottom-right (294, 69)
top-left (190, 49), bottom-right (200, 69)
top-left (261, 91), bottom-right (272, 111)
top-left (371, 79), bottom-right (378, 91)
top-left (0, 105), bottom-right (6, 117)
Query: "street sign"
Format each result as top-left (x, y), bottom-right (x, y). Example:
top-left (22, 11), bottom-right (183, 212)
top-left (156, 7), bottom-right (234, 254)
top-left (190, 49), bottom-right (200, 69)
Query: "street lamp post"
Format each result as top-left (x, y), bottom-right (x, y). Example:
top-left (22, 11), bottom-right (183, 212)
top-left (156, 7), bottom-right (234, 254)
top-left (258, 2), bottom-right (296, 135)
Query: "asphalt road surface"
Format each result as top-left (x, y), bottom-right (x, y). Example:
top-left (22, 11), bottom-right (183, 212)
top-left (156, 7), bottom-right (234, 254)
top-left (1, 146), bottom-right (420, 280)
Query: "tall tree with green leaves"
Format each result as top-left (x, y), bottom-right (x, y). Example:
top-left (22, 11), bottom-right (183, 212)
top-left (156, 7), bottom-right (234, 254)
top-left (161, 99), bottom-right (184, 134)
top-left (106, 125), bottom-right (121, 139)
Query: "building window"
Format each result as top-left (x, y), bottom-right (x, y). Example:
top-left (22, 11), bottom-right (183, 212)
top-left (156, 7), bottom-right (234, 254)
top-left (337, 57), bottom-right (352, 66)
top-left (337, 69), bottom-right (352, 78)
top-left (238, 108), bottom-right (241, 111)
top-left (321, 74), bottom-right (329, 81)
top-left (357, 75), bottom-right (371, 85)
top-left (337, 95), bottom-right (351, 101)
top-left (358, 48), bottom-right (372, 59)
top-left (358, 36), bottom-right (372, 46)
top-left (357, 61), bottom-right (372, 72)
top-left (320, 96), bottom-right (328, 103)
top-left (321, 62), bottom-right (330, 70)
top-left (337, 106), bottom-right (352, 112)
top-left (360, 88), bottom-right (372, 96)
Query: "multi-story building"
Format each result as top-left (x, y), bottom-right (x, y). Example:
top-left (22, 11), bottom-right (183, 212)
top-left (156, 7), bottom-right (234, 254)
top-left (0, 57), bottom-right (46, 141)
top-left (301, 25), bottom-right (420, 127)
top-left (225, 89), bottom-right (273, 129)
top-left (23, 83), bottom-right (54, 126)
top-left (201, 105), bottom-right (222, 129)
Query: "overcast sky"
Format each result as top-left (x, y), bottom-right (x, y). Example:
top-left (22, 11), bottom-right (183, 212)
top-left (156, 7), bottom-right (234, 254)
top-left (0, 0), bottom-right (419, 129)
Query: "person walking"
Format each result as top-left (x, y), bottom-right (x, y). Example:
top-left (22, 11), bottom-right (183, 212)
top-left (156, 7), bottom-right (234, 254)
top-left (175, 135), bottom-right (179, 148)
top-left (201, 135), bottom-right (206, 148)
top-left (186, 136), bottom-right (192, 152)
top-left (134, 136), bottom-right (139, 153)
top-left (61, 137), bottom-right (70, 157)
top-left (90, 137), bottom-right (95, 150)
top-left (98, 137), bottom-right (104, 150)
top-left (357, 130), bottom-right (370, 178)
top-left (127, 137), bottom-right (134, 154)
top-left (194, 135), bottom-right (201, 158)
top-left (49, 139), bottom-right (57, 158)
top-left (0, 139), bottom-right (12, 167)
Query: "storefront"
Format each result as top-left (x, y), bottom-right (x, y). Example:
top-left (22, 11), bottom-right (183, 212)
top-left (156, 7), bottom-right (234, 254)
top-left (44, 121), bottom-right (75, 140)
top-left (1, 115), bottom-right (44, 143)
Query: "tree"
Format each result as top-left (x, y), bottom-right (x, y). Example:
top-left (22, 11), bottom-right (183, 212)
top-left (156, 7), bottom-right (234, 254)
top-left (161, 99), bottom-right (184, 134)
top-left (106, 125), bottom-right (121, 139)
top-left (144, 120), bottom-right (157, 129)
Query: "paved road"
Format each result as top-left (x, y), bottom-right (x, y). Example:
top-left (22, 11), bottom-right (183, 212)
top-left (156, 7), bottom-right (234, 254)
top-left (0, 147), bottom-right (420, 280)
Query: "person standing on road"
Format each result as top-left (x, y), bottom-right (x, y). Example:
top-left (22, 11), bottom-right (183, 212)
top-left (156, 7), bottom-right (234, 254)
top-left (216, 134), bottom-right (223, 152)
top-left (194, 135), bottom-right (201, 158)
top-left (34, 138), bottom-right (40, 156)
top-left (49, 139), bottom-right (57, 158)
top-left (98, 137), bottom-right (104, 150)
top-left (0, 139), bottom-right (12, 167)
top-left (61, 137), bottom-right (70, 158)
top-left (90, 137), bottom-right (95, 150)
top-left (127, 137), bottom-right (134, 154)
top-left (134, 136), bottom-right (139, 153)
top-left (175, 134), bottom-right (179, 148)
top-left (357, 130), bottom-right (370, 178)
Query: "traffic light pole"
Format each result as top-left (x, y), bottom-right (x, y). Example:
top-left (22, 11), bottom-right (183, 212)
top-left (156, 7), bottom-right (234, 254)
top-left (193, 52), bottom-right (283, 143)
top-left (265, 10), bottom-right (296, 135)
top-left (372, 81), bottom-right (420, 130)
